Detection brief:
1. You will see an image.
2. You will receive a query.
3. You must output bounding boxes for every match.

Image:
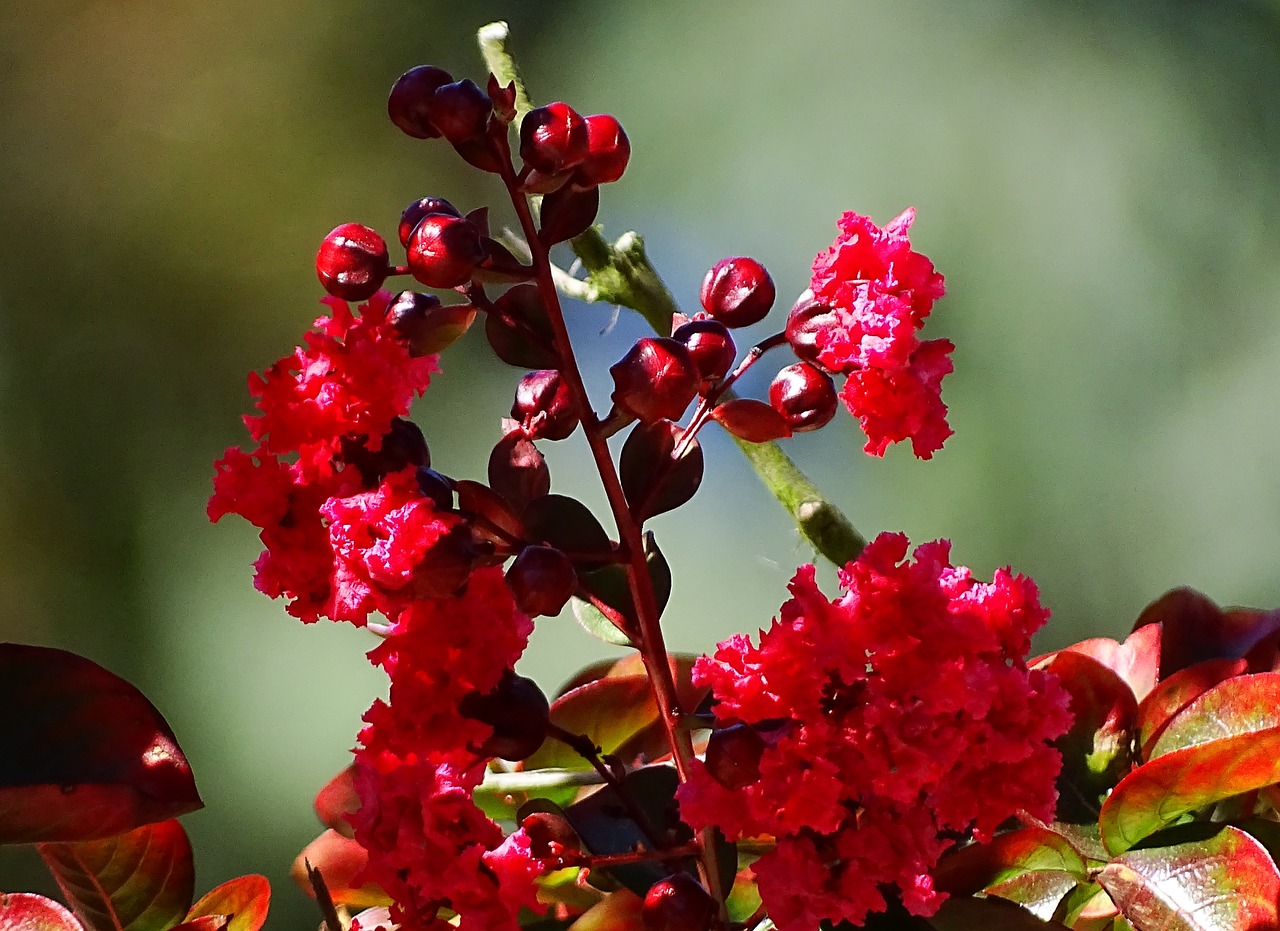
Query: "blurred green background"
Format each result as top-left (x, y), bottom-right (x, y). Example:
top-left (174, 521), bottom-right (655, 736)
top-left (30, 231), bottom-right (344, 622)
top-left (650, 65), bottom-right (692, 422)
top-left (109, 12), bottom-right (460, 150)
top-left (3, 0), bottom-right (1279, 926)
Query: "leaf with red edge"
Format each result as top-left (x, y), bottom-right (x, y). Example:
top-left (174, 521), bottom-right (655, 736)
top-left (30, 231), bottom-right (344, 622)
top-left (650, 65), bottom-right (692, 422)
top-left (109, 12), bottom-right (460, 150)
top-left (168, 918), bottom-right (227, 931)
top-left (1054, 623), bottom-right (1162, 703)
top-left (0, 893), bottom-right (84, 931)
top-left (1136, 588), bottom-right (1280, 681)
top-left (291, 831), bottom-right (389, 909)
top-left (38, 818), bottom-right (194, 931)
top-left (934, 826), bottom-right (1088, 895)
top-left (1136, 659), bottom-right (1251, 759)
top-left (566, 889), bottom-right (642, 931)
top-left (619, 421), bottom-right (704, 522)
top-left (1097, 824), bottom-right (1280, 931)
top-left (184, 876), bottom-right (269, 931)
top-left (522, 676), bottom-right (656, 771)
top-left (926, 895), bottom-right (1072, 929)
top-left (985, 870), bottom-right (1080, 922)
top-left (1100, 677), bottom-right (1280, 853)
top-left (313, 766), bottom-right (358, 839)
top-left (711, 399), bottom-right (792, 442)
top-left (0, 644), bottom-right (202, 844)
top-left (1034, 651), bottom-right (1137, 823)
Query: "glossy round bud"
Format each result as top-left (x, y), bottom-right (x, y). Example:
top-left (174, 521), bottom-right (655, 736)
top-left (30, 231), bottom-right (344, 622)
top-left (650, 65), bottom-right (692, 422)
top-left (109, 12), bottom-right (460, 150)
top-left (784, 289), bottom-right (840, 371)
top-left (512, 370), bottom-right (579, 441)
top-left (387, 65), bottom-right (453, 139)
top-left (520, 102), bottom-right (589, 174)
top-left (339, 417), bottom-right (430, 486)
top-left (576, 113), bottom-right (631, 185)
top-left (705, 722), bottom-right (766, 790)
top-left (520, 811), bottom-right (581, 860)
top-left (769, 362), bottom-right (838, 433)
top-left (316, 223), bottom-right (388, 301)
top-left (700, 256), bottom-right (776, 328)
top-left (429, 79), bottom-right (492, 145)
top-left (386, 290), bottom-right (476, 356)
top-left (641, 874), bottom-right (717, 931)
top-left (460, 670), bottom-right (550, 761)
top-left (610, 337), bottom-right (699, 424)
top-left (506, 544), bottom-right (577, 617)
top-left (398, 197), bottom-right (460, 248)
top-left (673, 319), bottom-right (736, 386)
top-left (406, 213), bottom-right (484, 289)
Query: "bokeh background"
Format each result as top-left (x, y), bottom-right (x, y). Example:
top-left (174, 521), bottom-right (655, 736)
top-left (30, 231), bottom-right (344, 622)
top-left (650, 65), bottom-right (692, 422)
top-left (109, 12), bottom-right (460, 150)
top-left (3, 0), bottom-right (1279, 925)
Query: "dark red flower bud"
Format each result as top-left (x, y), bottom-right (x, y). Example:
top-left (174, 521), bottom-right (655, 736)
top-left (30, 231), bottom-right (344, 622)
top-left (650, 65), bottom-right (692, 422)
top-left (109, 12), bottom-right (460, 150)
top-left (315, 223), bottom-right (388, 301)
top-left (705, 722), bottom-right (766, 789)
top-left (769, 362), bottom-right (838, 433)
top-left (513, 370), bottom-right (579, 441)
top-left (641, 874), bottom-right (716, 931)
top-left (428, 79), bottom-right (493, 145)
top-left (610, 337), bottom-right (699, 424)
top-left (386, 290), bottom-right (476, 356)
top-left (488, 74), bottom-right (518, 123)
top-left (406, 213), bottom-right (484, 288)
top-left (387, 65), bottom-right (453, 139)
top-left (700, 256), bottom-right (776, 328)
top-left (520, 810), bottom-right (581, 860)
top-left (460, 670), bottom-right (550, 761)
top-left (505, 544), bottom-right (577, 617)
top-left (339, 417), bottom-right (430, 486)
top-left (412, 523), bottom-right (480, 598)
top-left (398, 197), bottom-right (461, 248)
top-left (575, 113), bottom-right (631, 185)
top-left (415, 466), bottom-right (455, 511)
top-left (520, 102), bottom-right (589, 174)
top-left (784, 289), bottom-right (840, 371)
top-left (672, 319), bottom-right (736, 386)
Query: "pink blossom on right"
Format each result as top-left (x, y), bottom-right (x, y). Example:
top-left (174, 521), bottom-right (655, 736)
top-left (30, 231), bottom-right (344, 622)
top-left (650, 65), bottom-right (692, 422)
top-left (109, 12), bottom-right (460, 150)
top-left (676, 532), bottom-right (1072, 930)
top-left (809, 208), bottom-right (954, 458)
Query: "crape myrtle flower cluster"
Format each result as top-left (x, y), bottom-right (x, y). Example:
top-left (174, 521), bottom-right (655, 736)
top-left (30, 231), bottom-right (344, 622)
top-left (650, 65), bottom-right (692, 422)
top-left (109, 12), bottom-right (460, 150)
top-left (208, 39), bottom-right (1067, 931)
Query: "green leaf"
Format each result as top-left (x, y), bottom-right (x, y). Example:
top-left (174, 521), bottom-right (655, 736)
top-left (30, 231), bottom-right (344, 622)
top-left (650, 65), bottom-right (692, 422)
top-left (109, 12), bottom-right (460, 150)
top-left (0, 644), bottom-right (202, 844)
top-left (522, 675), bottom-right (657, 771)
top-left (564, 890), bottom-right (642, 931)
top-left (1136, 658), bottom-right (1249, 760)
top-left (1100, 691), bottom-right (1280, 850)
top-left (1097, 824), bottom-right (1280, 930)
top-left (1035, 651), bottom-right (1137, 823)
top-left (38, 818), bottom-right (194, 931)
top-left (0, 893), bottom-right (84, 931)
top-left (934, 827), bottom-right (1089, 896)
top-left (184, 876), bottom-right (270, 931)
top-left (570, 593), bottom-right (636, 647)
top-left (984, 870), bottom-right (1079, 921)
top-left (572, 533), bottom-right (672, 647)
top-left (725, 868), bottom-right (762, 924)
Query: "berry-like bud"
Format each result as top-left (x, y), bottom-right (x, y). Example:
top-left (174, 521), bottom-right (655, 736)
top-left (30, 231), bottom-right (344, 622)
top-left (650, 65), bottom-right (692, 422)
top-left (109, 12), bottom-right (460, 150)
top-left (700, 256), bottom-right (776, 328)
top-left (520, 102), bottom-right (589, 174)
top-left (398, 197), bottom-right (460, 248)
top-left (641, 874), bottom-right (717, 931)
top-left (415, 466), bottom-right (455, 511)
top-left (505, 544), bottom-right (577, 617)
top-left (315, 223), bottom-right (388, 301)
top-left (520, 810), bottom-right (581, 860)
top-left (428, 79), bottom-right (492, 145)
top-left (385, 290), bottom-right (476, 356)
top-left (406, 213), bottom-right (484, 288)
top-left (513, 370), bottom-right (579, 441)
top-left (339, 417), bottom-right (430, 486)
top-left (769, 362), bottom-right (838, 433)
top-left (784, 289), bottom-right (840, 371)
top-left (672, 319), bottom-right (736, 386)
top-left (387, 65), bottom-right (453, 139)
top-left (576, 114), bottom-right (631, 185)
top-left (460, 670), bottom-right (550, 761)
top-left (705, 722), bottom-right (766, 789)
top-left (610, 338), bottom-right (699, 424)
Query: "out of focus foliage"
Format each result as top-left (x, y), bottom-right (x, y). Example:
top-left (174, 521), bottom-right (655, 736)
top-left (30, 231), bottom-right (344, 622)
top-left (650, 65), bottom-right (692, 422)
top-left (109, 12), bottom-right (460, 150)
top-left (2, 1), bottom-right (1278, 926)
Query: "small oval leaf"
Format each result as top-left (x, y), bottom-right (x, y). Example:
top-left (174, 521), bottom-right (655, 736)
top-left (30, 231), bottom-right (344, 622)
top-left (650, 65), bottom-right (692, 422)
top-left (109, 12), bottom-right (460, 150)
top-left (522, 495), bottom-right (612, 565)
top-left (539, 184), bottom-right (600, 246)
top-left (570, 595), bottom-right (636, 648)
top-left (313, 766), bottom-right (358, 839)
top-left (185, 875), bottom-right (269, 931)
top-left (38, 818), bottom-right (194, 931)
top-left (620, 421), bottom-right (704, 521)
top-left (291, 831), bottom-right (389, 910)
top-left (1097, 824), bottom-right (1280, 931)
top-left (0, 644), bottom-right (202, 844)
top-left (488, 433), bottom-right (550, 512)
top-left (0, 893), bottom-right (84, 931)
top-left (711, 398), bottom-right (792, 443)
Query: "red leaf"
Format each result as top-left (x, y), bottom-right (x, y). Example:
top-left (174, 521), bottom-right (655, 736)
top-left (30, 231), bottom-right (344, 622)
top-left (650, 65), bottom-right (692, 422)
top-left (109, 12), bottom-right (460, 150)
top-left (0, 644), bottom-right (202, 843)
top-left (1097, 825), bottom-right (1280, 930)
top-left (0, 893), bottom-right (84, 931)
top-left (1100, 676), bottom-right (1280, 853)
top-left (38, 818), bottom-right (194, 931)
top-left (926, 895), bottom-right (1072, 929)
top-left (711, 399), bottom-right (792, 442)
top-left (1136, 658), bottom-right (1250, 759)
top-left (313, 766), bottom-right (358, 839)
top-left (1136, 588), bottom-right (1280, 680)
top-left (291, 830), bottom-right (389, 909)
top-left (184, 876), bottom-right (269, 931)
top-left (619, 421), bottom-right (704, 522)
top-left (1055, 623), bottom-right (1162, 702)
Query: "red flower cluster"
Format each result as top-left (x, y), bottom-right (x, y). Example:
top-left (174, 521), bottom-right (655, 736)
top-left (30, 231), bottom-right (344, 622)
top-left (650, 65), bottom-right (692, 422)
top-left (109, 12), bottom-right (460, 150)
top-left (807, 209), bottom-right (954, 458)
top-left (351, 567), bottom-right (542, 931)
top-left (677, 533), bottom-right (1071, 930)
